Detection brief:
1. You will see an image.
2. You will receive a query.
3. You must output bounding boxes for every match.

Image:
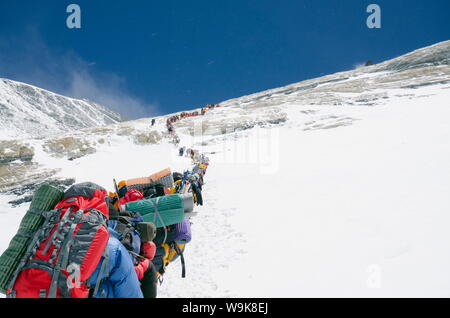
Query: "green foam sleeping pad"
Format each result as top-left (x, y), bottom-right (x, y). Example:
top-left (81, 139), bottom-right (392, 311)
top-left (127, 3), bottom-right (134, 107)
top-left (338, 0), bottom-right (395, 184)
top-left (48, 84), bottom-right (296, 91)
top-left (141, 208), bottom-right (185, 227)
top-left (124, 194), bottom-right (187, 228)
top-left (0, 184), bottom-right (64, 294)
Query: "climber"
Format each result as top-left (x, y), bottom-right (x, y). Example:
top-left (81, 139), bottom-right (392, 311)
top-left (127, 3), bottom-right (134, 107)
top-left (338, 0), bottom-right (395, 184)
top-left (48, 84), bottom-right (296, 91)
top-left (167, 123), bottom-right (174, 133)
top-left (88, 235), bottom-right (144, 298)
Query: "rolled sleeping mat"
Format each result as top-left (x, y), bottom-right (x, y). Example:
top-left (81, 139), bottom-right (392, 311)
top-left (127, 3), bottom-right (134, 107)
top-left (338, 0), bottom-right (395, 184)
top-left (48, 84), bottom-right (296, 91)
top-left (125, 168), bottom-right (175, 189)
top-left (152, 172), bottom-right (174, 188)
top-left (180, 193), bottom-right (194, 213)
top-left (124, 194), bottom-right (185, 228)
top-left (124, 177), bottom-right (151, 186)
top-left (149, 168), bottom-right (174, 188)
top-left (0, 184), bottom-right (64, 294)
top-left (173, 220), bottom-right (192, 244)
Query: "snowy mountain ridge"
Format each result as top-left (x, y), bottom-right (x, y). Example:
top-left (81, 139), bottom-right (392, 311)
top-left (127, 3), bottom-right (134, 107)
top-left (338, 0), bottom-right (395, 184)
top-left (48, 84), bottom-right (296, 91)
top-left (165, 40), bottom-right (450, 139)
top-left (0, 78), bottom-right (124, 140)
top-left (222, 39), bottom-right (450, 108)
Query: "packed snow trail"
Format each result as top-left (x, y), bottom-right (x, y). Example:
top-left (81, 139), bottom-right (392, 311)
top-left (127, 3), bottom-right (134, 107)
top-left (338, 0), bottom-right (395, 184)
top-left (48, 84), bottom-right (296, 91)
top-left (161, 88), bottom-right (450, 297)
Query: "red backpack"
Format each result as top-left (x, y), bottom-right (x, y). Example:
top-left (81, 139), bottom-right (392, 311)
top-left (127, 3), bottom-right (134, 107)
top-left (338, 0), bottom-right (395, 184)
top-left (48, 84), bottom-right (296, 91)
top-left (7, 182), bottom-right (110, 298)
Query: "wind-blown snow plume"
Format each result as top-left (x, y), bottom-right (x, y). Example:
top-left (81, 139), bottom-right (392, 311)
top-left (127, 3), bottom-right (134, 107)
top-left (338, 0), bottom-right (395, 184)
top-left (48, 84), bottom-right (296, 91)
top-left (0, 30), bottom-right (158, 120)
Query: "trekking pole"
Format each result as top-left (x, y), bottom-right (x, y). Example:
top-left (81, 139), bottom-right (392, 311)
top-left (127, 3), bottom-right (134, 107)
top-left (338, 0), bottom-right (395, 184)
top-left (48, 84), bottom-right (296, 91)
top-left (113, 178), bottom-right (121, 201)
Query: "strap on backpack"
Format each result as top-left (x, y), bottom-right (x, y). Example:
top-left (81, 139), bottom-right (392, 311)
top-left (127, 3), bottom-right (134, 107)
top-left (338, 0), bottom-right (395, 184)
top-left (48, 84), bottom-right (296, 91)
top-left (48, 208), bottom-right (82, 298)
top-left (43, 207), bottom-right (73, 255)
top-left (148, 197), bottom-right (168, 245)
top-left (90, 247), bottom-right (110, 298)
top-left (173, 243), bottom-right (186, 278)
top-left (115, 217), bottom-right (135, 243)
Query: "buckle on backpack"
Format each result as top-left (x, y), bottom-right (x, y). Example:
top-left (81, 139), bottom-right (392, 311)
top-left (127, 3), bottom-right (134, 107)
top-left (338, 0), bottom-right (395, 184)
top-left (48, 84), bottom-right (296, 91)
top-left (39, 289), bottom-right (47, 298)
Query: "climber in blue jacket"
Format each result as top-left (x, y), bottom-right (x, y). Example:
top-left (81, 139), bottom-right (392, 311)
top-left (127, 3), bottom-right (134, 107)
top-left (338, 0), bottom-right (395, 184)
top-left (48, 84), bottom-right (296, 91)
top-left (88, 236), bottom-right (143, 298)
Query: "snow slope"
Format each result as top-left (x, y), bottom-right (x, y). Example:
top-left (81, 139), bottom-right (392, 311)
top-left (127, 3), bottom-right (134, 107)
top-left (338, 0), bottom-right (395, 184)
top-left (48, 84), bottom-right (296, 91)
top-left (153, 84), bottom-right (450, 298)
top-left (1, 40), bottom-right (450, 297)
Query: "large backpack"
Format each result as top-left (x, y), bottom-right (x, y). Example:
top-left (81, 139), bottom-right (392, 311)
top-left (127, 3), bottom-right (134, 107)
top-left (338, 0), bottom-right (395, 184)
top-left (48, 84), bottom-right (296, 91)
top-left (152, 220), bottom-right (192, 279)
top-left (6, 182), bottom-right (110, 298)
top-left (154, 242), bottom-right (186, 279)
top-left (108, 212), bottom-right (144, 259)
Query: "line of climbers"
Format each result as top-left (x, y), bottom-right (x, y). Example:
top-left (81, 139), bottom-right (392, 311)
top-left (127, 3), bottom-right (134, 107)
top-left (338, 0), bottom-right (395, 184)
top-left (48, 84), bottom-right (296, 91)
top-left (165, 103), bottom-right (221, 145)
top-left (0, 154), bottom-right (210, 298)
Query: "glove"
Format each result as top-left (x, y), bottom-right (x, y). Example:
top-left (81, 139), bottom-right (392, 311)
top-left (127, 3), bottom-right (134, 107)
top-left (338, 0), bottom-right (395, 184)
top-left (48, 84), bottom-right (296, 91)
top-left (141, 241), bottom-right (156, 260)
top-left (134, 258), bottom-right (150, 280)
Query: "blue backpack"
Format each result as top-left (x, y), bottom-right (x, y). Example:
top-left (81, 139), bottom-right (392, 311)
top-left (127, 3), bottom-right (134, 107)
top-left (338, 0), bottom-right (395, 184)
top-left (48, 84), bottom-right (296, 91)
top-left (108, 213), bottom-right (144, 261)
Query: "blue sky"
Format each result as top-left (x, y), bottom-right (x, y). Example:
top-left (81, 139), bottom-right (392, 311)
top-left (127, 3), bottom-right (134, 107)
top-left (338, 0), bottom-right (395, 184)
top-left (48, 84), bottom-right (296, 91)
top-left (0, 0), bottom-right (449, 118)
